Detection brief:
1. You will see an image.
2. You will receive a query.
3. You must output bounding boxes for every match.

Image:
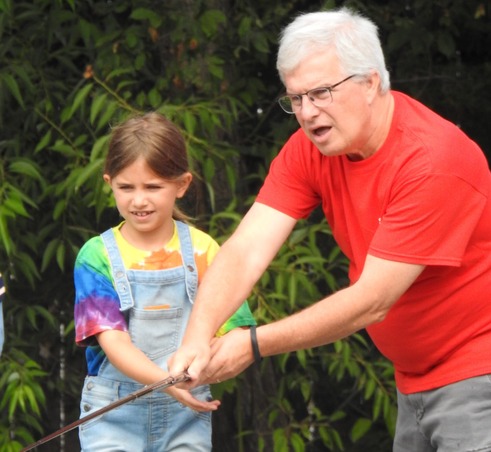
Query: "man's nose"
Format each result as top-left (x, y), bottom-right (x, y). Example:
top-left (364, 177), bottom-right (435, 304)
top-left (296, 95), bottom-right (320, 120)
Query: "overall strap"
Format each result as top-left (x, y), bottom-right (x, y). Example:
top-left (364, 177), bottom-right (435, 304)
top-left (175, 221), bottom-right (198, 303)
top-left (100, 229), bottom-right (134, 311)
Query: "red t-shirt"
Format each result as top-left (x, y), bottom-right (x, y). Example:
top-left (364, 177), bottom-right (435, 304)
top-left (256, 91), bottom-right (491, 394)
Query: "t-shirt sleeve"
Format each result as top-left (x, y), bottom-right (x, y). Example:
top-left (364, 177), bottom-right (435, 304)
top-left (74, 236), bottom-right (128, 346)
top-left (369, 173), bottom-right (487, 265)
top-left (256, 130), bottom-right (321, 219)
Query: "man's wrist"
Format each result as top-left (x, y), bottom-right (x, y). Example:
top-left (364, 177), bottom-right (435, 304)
top-left (250, 325), bottom-right (262, 363)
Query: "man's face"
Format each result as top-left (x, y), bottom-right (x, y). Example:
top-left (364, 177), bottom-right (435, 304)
top-left (283, 49), bottom-right (378, 160)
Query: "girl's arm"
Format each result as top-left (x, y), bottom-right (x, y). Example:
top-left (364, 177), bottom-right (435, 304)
top-left (96, 329), bottom-right (220, 412)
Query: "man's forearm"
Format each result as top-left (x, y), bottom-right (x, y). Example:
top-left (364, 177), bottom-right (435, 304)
top-left (253, 286), bottom-right (368, 357)
top-left (254, 257), bottom-right (424, 357)
top-left (184, 239), bottom-right (263, 343)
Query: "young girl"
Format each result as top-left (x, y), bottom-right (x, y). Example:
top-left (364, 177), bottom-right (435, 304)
top-left (74, 112), bottom-right (255, 451)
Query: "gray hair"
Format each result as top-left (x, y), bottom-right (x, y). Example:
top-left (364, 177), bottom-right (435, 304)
top-left (276, 8), bottom-right (390, 93)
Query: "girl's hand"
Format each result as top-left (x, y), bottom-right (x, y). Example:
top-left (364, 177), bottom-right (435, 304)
top-left (166, 386), bottom-right (221, 412)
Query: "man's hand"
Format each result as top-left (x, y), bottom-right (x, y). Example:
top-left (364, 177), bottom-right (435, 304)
top-left (200, 327), bottom-right (255, 385)
top-left (168, 342), bottom-right (212, 389)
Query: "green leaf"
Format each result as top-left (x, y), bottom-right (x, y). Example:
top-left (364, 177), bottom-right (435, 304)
top-left (252, 33), bottom-right (270, 54)
top-left (15, 251), bottom-right (41, 286)
top-left (96, 101), bottom-right (120, 132)
top-left (273, 428), bottom-right (288, 452)
top-left (203, 158), bottom-right (216, 182)
top-left (9, 159), bottom-right (44, 183)
top-left (1, 72), bottom-right (25, 109)
top-left (182, 110), bottom-right (196, 135)
top-left (0, 211), bottom-right (13, 255)
top-left (135, 52), bottom-right (146, 70)
top-left (300, 379), bottom-right (311, 401)
top-left (90, 135), bottom-right (110, 161)
top-left (3, 196), bottom-right (29, 217)
top-left (106, 67), bottom-right (136, 81)
top-left (364, 377), bottom-right (376, 400)
top-left (34, 130), bottom-right (52, 153)
top-left (56, 241), bottom-right (66, 270)
top-left (8, 390), bottom-right (19, 419)
top-left (373, 388), bottom-right (384, 420)
top-left (23, 384), bottom-right (40, 415)
top-left (75, 158), bottom-right (104, 190)
top-left (330, 410), bottom-right (346, 422)
top-left (238, 16), bottom-right (252, 37)
top-left (350, 417), bottom-right (372, 442)
top-left (66, 82), bottom-right (93, 122)
top-left (41, 238), bottom-right (60, 272)
top-left (148, 88), bottom-right (162, 109)
top-left (5, 184), bottom-right (38, 209)
top-left (130, 8), bottom-right (162, 27)
top-left (125, 30), bottom-right (139, 48)
top-left (78, 18), bottom-right (94, 46)
top-left (53, 199), bottom-right (66, 221)
top-left (288, 272), bottom-right (297, 307)
top-left (296, 348), bottom-right (306, 368)
top-left (90, 92), bottom-right (108, 125)
top-left (199, 10), bottom-right (226, 37)
top-left (437, 31), bottom-right (456, 58)
top-left (290, 432), bottom-right (305, 452)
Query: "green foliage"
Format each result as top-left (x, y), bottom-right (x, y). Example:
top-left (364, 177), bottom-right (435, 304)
top-left (0, 349), bottom-right (47, 451)
top-left (0, 0), bottom-right (489, 451)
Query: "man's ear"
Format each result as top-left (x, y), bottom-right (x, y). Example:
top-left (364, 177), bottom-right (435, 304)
top-left (365, 70), bottom-right (381, 104)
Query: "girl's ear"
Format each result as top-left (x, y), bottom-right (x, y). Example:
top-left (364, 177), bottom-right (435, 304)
top-left (176, 172), bottom-right (193, 198)
top-left (103, 174), bottom-right (111, 184)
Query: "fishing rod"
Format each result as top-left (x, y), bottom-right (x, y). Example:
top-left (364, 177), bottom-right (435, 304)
top-left (21, 372), bottom-right (190, 452)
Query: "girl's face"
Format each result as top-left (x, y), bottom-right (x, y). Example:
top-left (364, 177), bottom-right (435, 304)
top-left (104, 156), bottom-right (192, 249)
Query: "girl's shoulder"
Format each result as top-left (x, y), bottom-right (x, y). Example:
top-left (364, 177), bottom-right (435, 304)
top-left (186, 224), bottom-right (220, 252)
top-left (76, 234), bottom-right (109, 267)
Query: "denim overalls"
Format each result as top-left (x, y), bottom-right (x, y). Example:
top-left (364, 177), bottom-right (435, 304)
top-left (79, 221), bottom-right (212, 452)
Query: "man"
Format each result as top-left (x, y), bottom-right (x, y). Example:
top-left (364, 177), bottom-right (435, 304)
top-left (170, 8), bottom-right (491, 450)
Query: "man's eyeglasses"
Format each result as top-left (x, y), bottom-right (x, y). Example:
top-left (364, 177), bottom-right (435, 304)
top-left (277, 75), bottom-right (357, 114)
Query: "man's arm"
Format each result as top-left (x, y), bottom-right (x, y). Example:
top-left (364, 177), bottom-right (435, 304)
top-left (195, 254), bottom-right (424, 384)
top-left (168, 202), bottom-right (298, 381)
top-left (169, 201), bottom-right (425, 384)
top-left (255, 254), bottom-right (424, 355)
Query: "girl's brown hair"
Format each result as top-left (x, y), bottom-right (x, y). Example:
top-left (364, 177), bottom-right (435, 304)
top-left (105, 112), bottom-right (192, 221)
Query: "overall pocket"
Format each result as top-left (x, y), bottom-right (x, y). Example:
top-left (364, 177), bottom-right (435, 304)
top-left (129, 307), bottom-right (183, 360)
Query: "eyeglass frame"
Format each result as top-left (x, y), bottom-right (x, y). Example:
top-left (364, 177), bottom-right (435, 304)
top-left (277, 74), bottom-right (358, 114)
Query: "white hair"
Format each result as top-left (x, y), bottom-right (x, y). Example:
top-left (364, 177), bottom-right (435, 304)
top-left (277, 7), bottom-right (390, 93)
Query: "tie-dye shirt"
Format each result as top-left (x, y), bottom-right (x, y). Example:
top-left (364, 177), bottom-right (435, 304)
top-left (74, 221), bottom-right (255, 375)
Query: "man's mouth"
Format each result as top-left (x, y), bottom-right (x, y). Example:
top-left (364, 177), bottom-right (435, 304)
top-left (312, 126), bottom-right (331, 137)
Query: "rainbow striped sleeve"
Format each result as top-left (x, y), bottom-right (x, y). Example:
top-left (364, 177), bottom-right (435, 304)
top-left (73, 236), bottom-right (128, 347)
